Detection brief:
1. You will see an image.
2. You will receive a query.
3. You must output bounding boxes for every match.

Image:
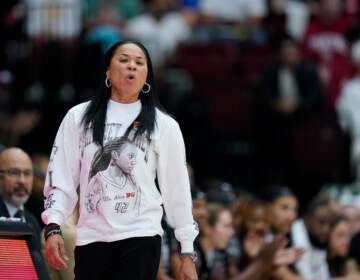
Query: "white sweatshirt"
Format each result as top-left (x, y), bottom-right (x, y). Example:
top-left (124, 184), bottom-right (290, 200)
top-left (291, 219), bottom-right (330, 280)
top-left (42, 99), bottom-right (198, 253)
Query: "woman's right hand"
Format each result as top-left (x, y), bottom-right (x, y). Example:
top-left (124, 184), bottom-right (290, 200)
top-left (44, 234), bottom-right (69, 270)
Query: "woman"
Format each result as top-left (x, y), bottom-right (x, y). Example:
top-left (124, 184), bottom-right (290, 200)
top-left (236, 196), bottom-right (271, 270)
top-left (327, 215), bottom-right (360, 279)
top-left (264, 185), bottom-right (298, 239)
top-left (195, 203), bottom-right (234, 280)
top-left (42, 41), bottom-right (198, 280)
top-left (263, 185), bottom-right (304, 280)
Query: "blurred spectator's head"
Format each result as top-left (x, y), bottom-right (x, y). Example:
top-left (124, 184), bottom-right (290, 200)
top-left (303, 193), bottom-right (334, 249)
top-left (263, 185), bottom-right (298, 235)
top-left (341, 205), bottom-right (360, 236)
top-left (234, 195), bottom-right (270, 238)
top-left (274, 33), bottom-right (300, 67)
top-left (231, 190), bottom-right (254, 233)
top-left (319, 0), bottom-right (343, 20)
top-left (149, 0), bottom-right (174, 18)
top-left (205, 179), bottom-right (237, 206)
top-left (0, 148), bottom-right (33, 208)
top-left (31, 153), bottom-right (48, 194)
top-left (206, 203), bottom-right (234, 250)
top-left (328, 215), bottom-right (351, 259)
top-left (192, 188), bottom-right (208, 234)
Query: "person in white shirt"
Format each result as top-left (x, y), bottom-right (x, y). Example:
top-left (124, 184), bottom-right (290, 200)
top-left (42, 40), bottom-right (199, 280)
top-left (290, 193), bottom-right (334, 280)
top-left (126, 0), bottom-right (192, 68)
top-left (336, 39), bottom-right (360, 182)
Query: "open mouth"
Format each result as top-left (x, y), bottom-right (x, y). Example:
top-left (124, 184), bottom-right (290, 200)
top-left (126, 74), bottom-right (135, 82)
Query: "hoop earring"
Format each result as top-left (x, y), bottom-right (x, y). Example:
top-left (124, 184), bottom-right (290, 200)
top-left (105, 76), bottom-right (111, 88)
top-left (142, 83), bottom-right (151, 94)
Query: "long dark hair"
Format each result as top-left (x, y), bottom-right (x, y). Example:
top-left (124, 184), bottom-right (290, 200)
top-left (89, 136), bottom-right (134, 180)
top-left (82, 40), bottom-right (163, 146)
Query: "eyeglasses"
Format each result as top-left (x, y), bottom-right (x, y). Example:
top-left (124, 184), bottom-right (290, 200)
top-left (0, 168), bottom-right (33, 179)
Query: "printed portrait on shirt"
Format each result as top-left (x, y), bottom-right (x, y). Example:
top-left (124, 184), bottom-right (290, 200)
top-left (85, 136), bottom-right (141, 215)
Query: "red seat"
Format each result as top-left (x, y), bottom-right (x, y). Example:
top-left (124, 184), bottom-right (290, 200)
top-left (293, 115), bottom-right (349, 180)
top-left (192, 83), bottom-right (254, 134)
top-left (176, 41), bottom-right (241, 80)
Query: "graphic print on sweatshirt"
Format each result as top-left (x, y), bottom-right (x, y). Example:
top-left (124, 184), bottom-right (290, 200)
top-left (85, 135), bottom-right (142, 216)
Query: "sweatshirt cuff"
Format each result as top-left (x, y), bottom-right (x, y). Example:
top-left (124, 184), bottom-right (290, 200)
top-left (180, 241), bottom-right (194, 253)
top-left (41, 209), bottom-right (65, 226)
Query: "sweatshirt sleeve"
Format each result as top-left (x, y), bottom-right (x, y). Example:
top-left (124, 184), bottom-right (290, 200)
top-left (156, 117), bottom-right (199, 253)
top-left (41, 109), bottom-right (81, 226)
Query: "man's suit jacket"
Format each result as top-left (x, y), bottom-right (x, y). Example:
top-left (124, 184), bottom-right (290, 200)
top-left (0, 198), bottom-right (49, 280)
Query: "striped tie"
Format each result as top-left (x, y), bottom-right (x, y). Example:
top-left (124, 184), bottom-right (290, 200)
top-left (14, 209), bottom-right (23, 220)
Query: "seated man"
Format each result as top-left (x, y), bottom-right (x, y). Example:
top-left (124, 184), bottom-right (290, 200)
top-left (0, 147), bottom-right (49, 279)
top-left (290, 193), bottom-right (334, 280)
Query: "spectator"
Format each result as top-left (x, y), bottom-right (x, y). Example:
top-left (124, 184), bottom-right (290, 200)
top-left (205, 179), bottom-right (237, 207)
top-left (83, 0), bottom-right (141, 21)
top-left (196, 0), bottom-right (267, 42)
top-left (350, 231), bottom-right (360, 273)
top-left (192, 188), bottom-right (208, 236)
top-left (301, 0), bottom-right (354, 64)
top-left (300, 0), bottom-right (356, 109)
top-left (327, 215), bottom-right (360, 279)
top-left (25, 0), bottom-right (82, 41)
top-left (262, 184), bottom-right (303, 280)
top-left (126, 0), bottom-right (193, 68)
top-left (194, 202), bottom-right (234, 279)
top-left (336, 39), bottom-right (360, 182)
top-left (263, 185), bottom-right (299, 239)
top-left (257, 33), bottom-right (322, 186)
top-left (342, 205), bottom-right (360, 275)
top-left (266, 0), bottom-right (310, 41)
top-left (234, 196), bottom-right (271, 272)
top-left (342, 205), bottom-right (360, 237)
top-left (0, 147), bottom-right (49, 279)
top-left (290, 193), bottom-right (334, 279)
top-left (82, 1), bottom-right (125, 55)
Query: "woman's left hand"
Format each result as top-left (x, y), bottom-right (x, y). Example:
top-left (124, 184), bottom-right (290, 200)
top-left (177, 257), bottom-right (198, 280)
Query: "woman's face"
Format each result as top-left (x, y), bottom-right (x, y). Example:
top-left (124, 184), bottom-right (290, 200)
top-left (342, 206), bottom-right (360, 235)
top-left (271, 195), bottom-right (298, 235)
top-left (113, 143), bottom-right (137, 174)
top-left (211, 210), bottom-right (234, 249)
top-left (329, 220), bottom-right (351, 257)
top-left (193, 198), bottom-right (208, 233)
top-left (244, 206), bottom-right (269, 237)
top-left (106, 43), bottom-right (148, 103)
top-left (280, 41), bottom-right (299, 67)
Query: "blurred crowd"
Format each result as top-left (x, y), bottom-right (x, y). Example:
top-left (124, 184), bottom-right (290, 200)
top-left (157, 175), bottom-right (360, 280)
top-left (2, 0), bottom-right (360, 279)
top-left (1, 0), bottom-right (360, 195)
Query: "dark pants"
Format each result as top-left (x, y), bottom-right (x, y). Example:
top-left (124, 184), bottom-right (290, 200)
top-left (74, 235), bottom-right (161, 280)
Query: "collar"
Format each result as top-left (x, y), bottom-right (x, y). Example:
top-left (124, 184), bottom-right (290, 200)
top-left (3, 199), bottom-right (24, 218)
